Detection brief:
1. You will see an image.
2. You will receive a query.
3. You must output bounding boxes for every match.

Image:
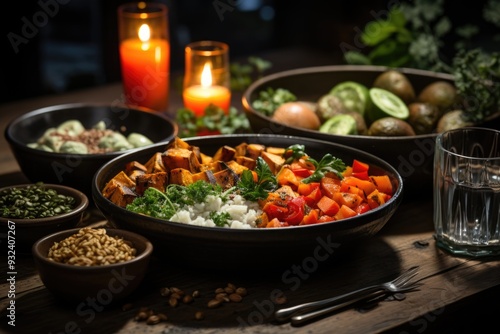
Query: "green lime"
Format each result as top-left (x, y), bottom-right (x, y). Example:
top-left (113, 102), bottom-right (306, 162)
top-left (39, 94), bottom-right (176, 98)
top-left (319, 114), bottom-right (358, 135)
top-left (367, 87), bottom-right (409, 122)
top-left (329, 81), bottom-right (370, 116)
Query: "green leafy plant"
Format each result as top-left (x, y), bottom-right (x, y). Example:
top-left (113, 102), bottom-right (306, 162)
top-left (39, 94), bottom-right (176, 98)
top-left (230, 56), bottom-right (272, 91)
top-left (175, 104), bottom-right (250, 137)
top-left (344, 0), bottom-right (500, 122)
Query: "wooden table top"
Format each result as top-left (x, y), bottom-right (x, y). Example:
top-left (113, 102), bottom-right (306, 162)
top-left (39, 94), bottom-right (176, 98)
top-left (1, 49), bottom-right (499, 333)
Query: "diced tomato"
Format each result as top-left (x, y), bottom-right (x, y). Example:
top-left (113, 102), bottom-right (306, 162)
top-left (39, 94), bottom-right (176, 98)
top-left (285, 196), bottom-right (305, 225)
top-left (352, 159), bottom-right (369, 173)
top-left (292, 168), bottom-right (313, 178)
top-left (317, 196), bottom-right (340, 216)
top-left (263, 203), bottom-right (289, 222)
top-left (305, 187), bottom-right (323, 207)
top-left (351, 170), bottom-right (370, 181)
top-left (355, 202), bottom-right (371, 214)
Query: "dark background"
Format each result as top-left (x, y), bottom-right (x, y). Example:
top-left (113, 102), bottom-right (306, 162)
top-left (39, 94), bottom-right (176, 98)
top-left (1, 0), bottom-right (495, 104)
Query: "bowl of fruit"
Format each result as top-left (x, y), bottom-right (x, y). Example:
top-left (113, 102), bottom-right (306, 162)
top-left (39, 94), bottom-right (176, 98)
top-left (242, 65), bottom-right (500, 194)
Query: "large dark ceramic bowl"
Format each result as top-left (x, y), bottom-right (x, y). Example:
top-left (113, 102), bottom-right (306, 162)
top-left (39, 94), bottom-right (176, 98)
top-left (5, 103), bottom-right (178, 196)
top-left (242, 65), bottom-right (500, 194)
top-left (92, 134), bottom-right (403, 269)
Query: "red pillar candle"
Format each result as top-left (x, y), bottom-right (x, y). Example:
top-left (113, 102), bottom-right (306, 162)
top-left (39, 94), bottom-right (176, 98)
top-left (118, 3), bottom-right (170, 113)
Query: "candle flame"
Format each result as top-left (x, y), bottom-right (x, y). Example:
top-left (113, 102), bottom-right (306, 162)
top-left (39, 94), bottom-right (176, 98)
top-left (138, 24), bottom-right (151, 41)
top-left (201, 63), bottom-right (212, 87)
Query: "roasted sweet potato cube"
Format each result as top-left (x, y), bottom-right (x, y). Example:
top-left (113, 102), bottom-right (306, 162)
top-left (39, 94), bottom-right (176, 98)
top-left (144, 152), bottom-right (166, 173)
top-left (212, 168), bottom-right (240, 189)
top-left (261, 151), bottom-right (285, 174)
top-left (235, 142), bottom-right (248, 157)
top-left (235, 156), bottom-right (256, 170)
top-left (246, 144), bottom-right (265, 159)
top-left (224, 160), bottom-right (248, 175)
top-left (162, 148), bottom-right (201, 172)
top-left (109, 184), bottom-right (137, 207)
top-left (191, 170), bottom-right (212, 183)
top-left (125, 161), bottom-right (147, 175)
top-left (102, 171), bottom-right (135, 199)
top-left (128, 169), bottom-right (146, 182)
top-left (199, 161), bottom-right (222, 173)
top-left (168, 137), bottom-right (191, 149)
top-left (200, 153), bottom-right (213, 165)
top-left (212, 145), bottom-right (236, 162)
top-left (135, 172), bottom-right (168, 195)
top-left (169, 168), bottom-right (194, 186)
top-left (266, 146), bottom-right (286, 156)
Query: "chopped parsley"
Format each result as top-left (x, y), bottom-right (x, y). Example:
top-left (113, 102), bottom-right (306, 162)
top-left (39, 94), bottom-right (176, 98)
top-left (302, 154), bottom-right (346, 183)
top-left (209, 211), bottom-right (232, 227)
top-left (126, 181), bottom-right (224, 220)
top-left (237, 157), bottom-right (278, 201)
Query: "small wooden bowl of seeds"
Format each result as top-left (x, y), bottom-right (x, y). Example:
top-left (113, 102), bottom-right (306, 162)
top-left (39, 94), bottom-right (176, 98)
top-left (32, 227), bottom-right (153, 303)
top-left (0, 183), bottom-right (89, 250)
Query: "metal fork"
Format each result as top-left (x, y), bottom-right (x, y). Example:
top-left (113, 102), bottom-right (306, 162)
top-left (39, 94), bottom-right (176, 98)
top-left (274, 266), bottom-right (421, 325)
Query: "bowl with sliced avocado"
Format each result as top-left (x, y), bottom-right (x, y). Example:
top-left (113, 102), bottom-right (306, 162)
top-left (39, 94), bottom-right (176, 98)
top-left (242, 65), bottom-right (500, 195)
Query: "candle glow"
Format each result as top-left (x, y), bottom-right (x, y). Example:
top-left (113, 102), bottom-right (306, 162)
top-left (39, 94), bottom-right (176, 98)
top-left (119, 23), bottom-right (169, 112)
top-left (183, 62), bottom-right (231, 116)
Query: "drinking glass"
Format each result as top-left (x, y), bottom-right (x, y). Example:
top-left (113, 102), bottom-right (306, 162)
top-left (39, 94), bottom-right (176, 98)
top-left (433, 127), bottom-right (500, 257)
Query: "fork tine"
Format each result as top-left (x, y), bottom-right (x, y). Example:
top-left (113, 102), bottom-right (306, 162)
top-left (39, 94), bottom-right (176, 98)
top-left (397, 282), bottom-right (424, 292)
top-left (391, 266), bottom-right (420, 286)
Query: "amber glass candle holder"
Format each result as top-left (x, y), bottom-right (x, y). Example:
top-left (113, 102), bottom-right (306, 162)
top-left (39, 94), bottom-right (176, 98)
top-left (118, 2), bottom-right (170, 113)
top-left (183, 41), bottom-right (231, 117)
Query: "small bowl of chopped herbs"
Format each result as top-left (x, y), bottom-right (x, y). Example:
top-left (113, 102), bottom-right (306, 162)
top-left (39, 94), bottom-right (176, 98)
top-left (4, 103), bottom-right (178, 197)
top-left (0, 183), bottom-right (89, 249)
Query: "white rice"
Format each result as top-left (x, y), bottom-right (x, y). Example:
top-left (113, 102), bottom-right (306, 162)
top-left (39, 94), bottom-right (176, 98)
top-left (169, 194), bottom-right (262, 229)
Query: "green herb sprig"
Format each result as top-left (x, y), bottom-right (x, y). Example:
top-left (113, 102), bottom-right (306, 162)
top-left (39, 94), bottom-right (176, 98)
top-left (237, 157), bottom-right (278, 201)
top-left (302, 154), bottom-right (346, 183)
